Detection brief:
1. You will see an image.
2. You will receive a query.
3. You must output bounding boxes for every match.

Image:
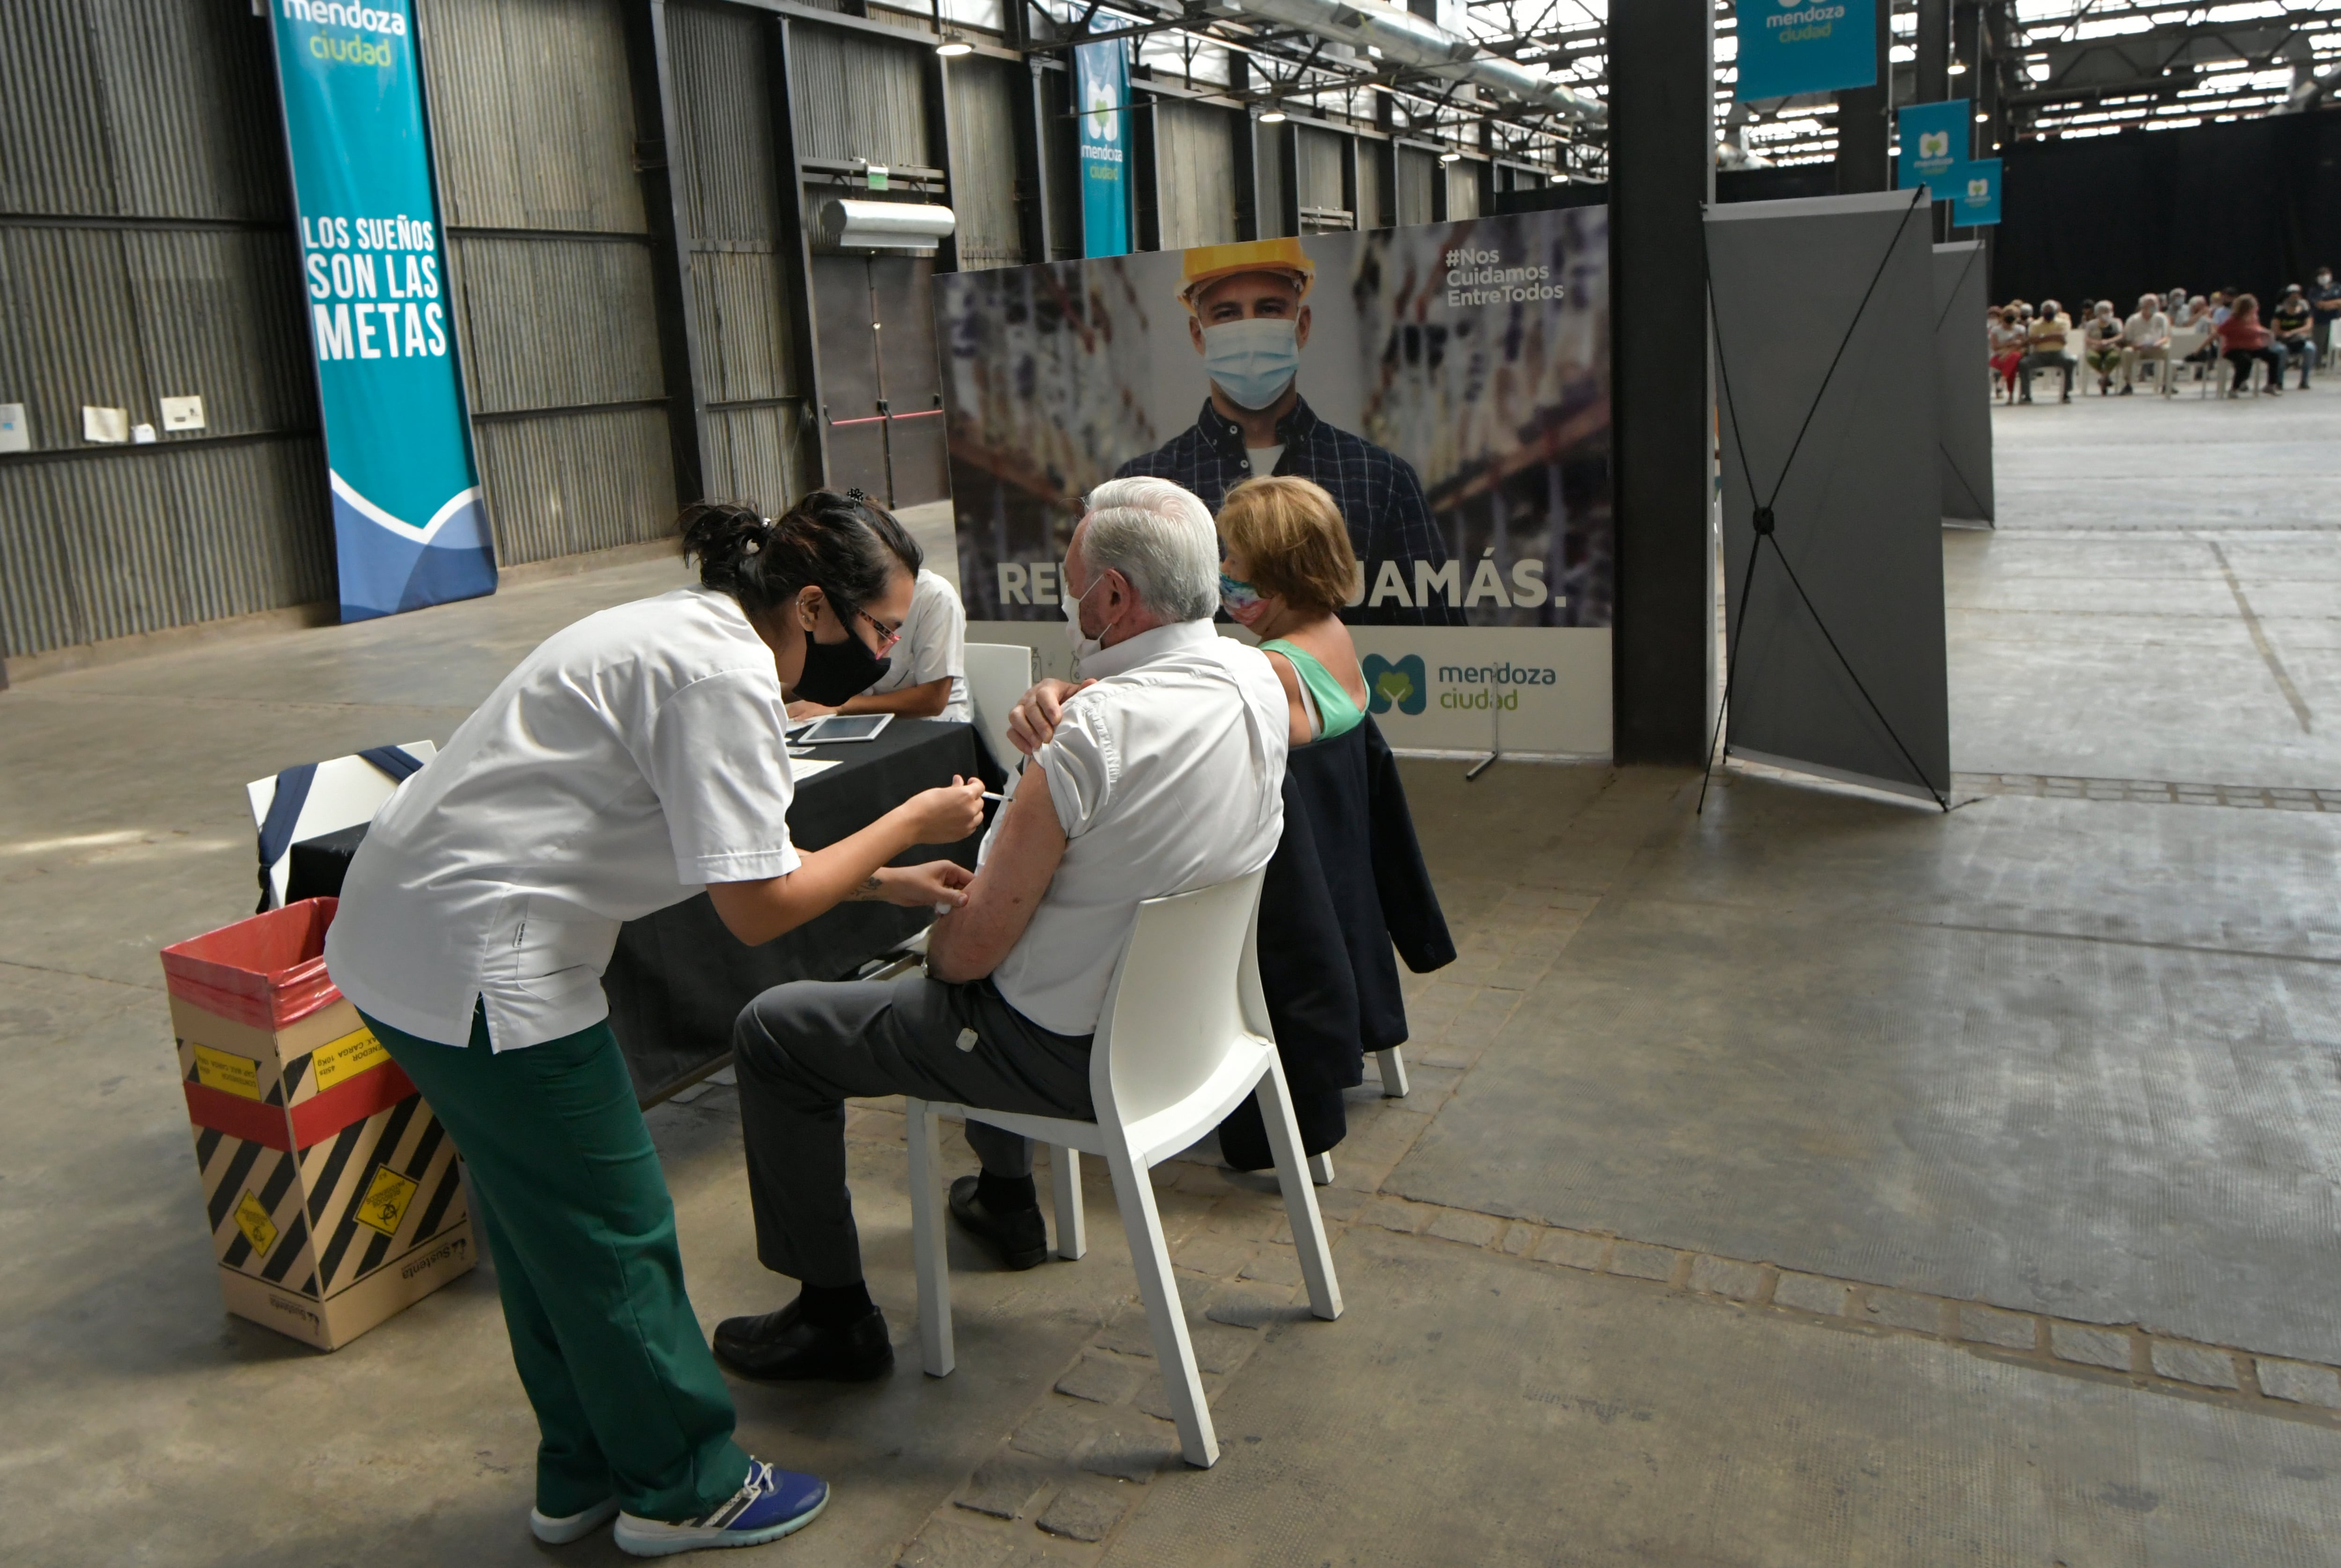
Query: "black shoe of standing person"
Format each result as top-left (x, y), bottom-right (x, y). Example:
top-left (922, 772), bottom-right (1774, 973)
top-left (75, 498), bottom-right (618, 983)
top-left (949, 1174), bottom-right (1049, 1270)
top-left (714, 1295), bottom-right (894, 1382)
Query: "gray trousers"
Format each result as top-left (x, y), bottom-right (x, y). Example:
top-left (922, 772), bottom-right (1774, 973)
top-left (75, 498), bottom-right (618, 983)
top-left (732, 973), bottom-right (1093, 1287)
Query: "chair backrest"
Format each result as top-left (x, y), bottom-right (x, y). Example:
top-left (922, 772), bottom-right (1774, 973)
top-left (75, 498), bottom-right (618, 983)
top-left (1088, 868), bottom-right (1271, 1129)
top-left (245, 741), bottom-right (437, 908)
top-left (963, 641), bottom-right (1035, 773)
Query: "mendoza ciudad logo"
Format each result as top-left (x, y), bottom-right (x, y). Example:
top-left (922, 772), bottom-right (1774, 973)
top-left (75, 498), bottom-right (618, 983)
top-left (1363, 653), bottom-right (1558, 715)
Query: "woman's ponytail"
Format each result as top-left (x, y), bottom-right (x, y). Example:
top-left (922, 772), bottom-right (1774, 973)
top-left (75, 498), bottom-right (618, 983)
top-left (677, 489), bottom-right (920, 619)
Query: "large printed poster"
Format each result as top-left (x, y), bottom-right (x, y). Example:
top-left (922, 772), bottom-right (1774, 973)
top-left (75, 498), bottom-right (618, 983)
top-left (936, 210), bottom-right (1614, 754)
top-left (267, 0), bottom-right (496, 622)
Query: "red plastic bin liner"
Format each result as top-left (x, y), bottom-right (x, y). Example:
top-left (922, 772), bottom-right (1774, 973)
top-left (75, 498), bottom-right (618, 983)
top-left (160, 898), bottom-right (344, 1031)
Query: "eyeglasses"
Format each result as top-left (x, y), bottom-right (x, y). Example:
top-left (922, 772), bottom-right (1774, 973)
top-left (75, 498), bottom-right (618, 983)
top-left (808, 585), bottom-right (901, 651)
top-left (829, 592), bottom-right (901, 652)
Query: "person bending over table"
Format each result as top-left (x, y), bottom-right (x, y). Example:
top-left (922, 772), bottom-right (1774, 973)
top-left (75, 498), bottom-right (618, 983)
top-left (716, 476), bottom-right (1289, 1380)
top-left (325, 492), bottom-right (985, 1558)
top-left (787, 525), bottom-right (969, 723)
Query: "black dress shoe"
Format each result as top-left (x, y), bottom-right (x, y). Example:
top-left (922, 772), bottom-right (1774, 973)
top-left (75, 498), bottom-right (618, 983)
top-left (713, 1299), bottom-right (894, 1382)
top-left (948, 1175), bottom-right (1048, 1270)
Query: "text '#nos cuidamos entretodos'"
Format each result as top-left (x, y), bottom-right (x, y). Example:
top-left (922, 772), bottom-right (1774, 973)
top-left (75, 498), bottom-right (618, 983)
top-left (1444, 247), bottom-right (1566, 309)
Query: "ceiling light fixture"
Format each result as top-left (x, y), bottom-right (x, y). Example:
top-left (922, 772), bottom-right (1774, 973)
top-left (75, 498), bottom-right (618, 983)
top-left (1438, 150), bottom-right (1463, 163)
top-left (1259, 107), bottom-right (1288, 123)
top-left (1948, 60), bottom-right (1967, 75)
top-left (935, 38), bottom-right (972, 57)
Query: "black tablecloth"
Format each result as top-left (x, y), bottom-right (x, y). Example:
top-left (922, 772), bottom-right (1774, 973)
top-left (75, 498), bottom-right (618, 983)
top-left (286, 719), bottom-right (987, 1104)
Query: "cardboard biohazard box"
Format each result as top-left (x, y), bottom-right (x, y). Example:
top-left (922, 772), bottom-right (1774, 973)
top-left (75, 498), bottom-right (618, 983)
top-left (160, 898), bottom-right (473, 1350)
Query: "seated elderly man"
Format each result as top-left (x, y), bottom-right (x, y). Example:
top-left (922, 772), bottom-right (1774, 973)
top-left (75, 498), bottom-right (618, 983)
top-left (714, 476), bottom-right (1290, 1381)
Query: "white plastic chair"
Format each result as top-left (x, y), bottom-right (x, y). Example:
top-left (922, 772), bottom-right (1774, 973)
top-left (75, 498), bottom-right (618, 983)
top-left (962, 642), bottom-right (1036, 774)
top-left (904, 868), bottom-right (1342, 1468)
top-left (245, 742), bottom-right (437, 908)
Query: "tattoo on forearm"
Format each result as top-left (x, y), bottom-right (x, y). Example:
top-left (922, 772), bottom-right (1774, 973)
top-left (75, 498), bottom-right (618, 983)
top-left (848, 873), bottom-right (884, 902)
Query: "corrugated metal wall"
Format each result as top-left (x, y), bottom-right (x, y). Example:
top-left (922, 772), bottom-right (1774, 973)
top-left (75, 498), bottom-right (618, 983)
top-left (947, 59), bottom-right (1025, 270)
top-left (1296, 125), bottom-right (1348, 231)
top-left (1355, 142), bottom-right (1384, 230)
top-left (1397, 146), bottom-right (1437, 228)
top-left (1255, 122), bottom-right (1290, 239)
top-left (789, 27), bottom-right (931, 170)
top-left (1447, 158), bottom-right (1481, 219)
top-left (669, 1), bottom-right (815, 510)
top-left (420, 0), bottom-right (677, 568)
top-left (1154, 100), bottom-right (1240, 249)
top-left (0, 0), bottom-right (331, 660)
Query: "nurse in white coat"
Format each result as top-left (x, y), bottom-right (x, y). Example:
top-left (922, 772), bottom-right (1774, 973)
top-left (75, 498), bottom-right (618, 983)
top-left (325, 491), bottom-right (984, 1559)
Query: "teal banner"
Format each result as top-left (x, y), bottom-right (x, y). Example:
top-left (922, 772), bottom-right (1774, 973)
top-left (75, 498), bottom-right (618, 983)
top-left (1896, 99), bottom-right (1968, 191)
top-left (1075, 37), bottom-right (1131, 258)
top-left (1953, 158), bottom-right (2002, 226)
top-left (1735, 0), bottom-right (1876, 101)
top-left (268, 0), bottom-right (495, 622)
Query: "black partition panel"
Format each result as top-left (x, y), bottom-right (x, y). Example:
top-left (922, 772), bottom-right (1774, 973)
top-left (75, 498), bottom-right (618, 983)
top-left (1708, 191), bottom-right (1950, 802)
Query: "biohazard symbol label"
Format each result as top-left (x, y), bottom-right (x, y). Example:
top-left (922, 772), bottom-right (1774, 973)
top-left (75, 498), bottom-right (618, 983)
top-left (354, 1165), bottom-right (419, 1238)
top-left (234, 1190), bottom-right (278, 1256)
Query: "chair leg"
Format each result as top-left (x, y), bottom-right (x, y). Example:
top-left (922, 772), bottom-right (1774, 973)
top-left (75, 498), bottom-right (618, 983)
top-left (1050, 1145), bottom-right (1087, 1260)
top-left (1253, 1060), bottom-right (1343, 1323)
top-left (1306, 1151), bottom-right (1335, 1185)
top-left (1101, 1141), bottom-right (1218, 1468)
top-left (1375, 1046), bottom-right (1410, 1098)
top-left (905, 1098), bottom-right (955, 1377)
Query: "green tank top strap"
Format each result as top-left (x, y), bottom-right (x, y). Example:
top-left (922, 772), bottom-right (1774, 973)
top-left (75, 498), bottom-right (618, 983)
top-left (1259, 638), bottom-right (1364, 742)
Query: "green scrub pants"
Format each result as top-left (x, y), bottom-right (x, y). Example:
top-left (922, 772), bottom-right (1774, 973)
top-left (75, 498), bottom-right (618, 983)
top-left (363, 1006), bottom-right (750, 1523)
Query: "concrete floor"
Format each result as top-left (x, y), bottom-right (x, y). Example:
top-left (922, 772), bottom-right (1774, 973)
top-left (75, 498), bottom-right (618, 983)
top-left (2, 391), bottom-right (2339, 1564)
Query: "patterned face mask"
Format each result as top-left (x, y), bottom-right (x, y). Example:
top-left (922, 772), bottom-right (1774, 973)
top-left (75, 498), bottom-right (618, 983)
top-left (1219, 570), bottom-right (1267, 626)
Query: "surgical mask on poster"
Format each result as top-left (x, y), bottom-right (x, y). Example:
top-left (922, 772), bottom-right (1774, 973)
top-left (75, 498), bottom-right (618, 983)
top-left (1200, 319), bottom-right (1301, 411)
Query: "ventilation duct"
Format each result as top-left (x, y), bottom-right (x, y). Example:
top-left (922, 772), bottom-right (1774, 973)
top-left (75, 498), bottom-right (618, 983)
top-left (1208, 0), bottom-right (1605, 125)
top-left (814, 200), bottom-right (957, 254)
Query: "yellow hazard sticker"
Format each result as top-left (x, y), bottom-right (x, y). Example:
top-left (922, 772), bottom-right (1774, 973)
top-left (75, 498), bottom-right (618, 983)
top-left (354, 1165), bottom-right (419, 1238)
top-left (234, 1190), bottom-right (278, 1256)
top-left (192, 1043), bottom-right (263, 1101)
top-left (310, 1025), bottom-right (390, 1093)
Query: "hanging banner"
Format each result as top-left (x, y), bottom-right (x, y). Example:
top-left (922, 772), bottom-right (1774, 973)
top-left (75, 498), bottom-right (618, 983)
top-left (935, 214), bottom-right (1616, 756)
top-left (267, 0), bottom-right (496, 624)
top-left (1953, 158), bottom-right (2002, 226)
top-left (1896, 99), bottom-right (1968, 192)
top-left (1075, 36), bottom-right (1131, 258)
top-left (1735, 0), bottom-right (1877, 102)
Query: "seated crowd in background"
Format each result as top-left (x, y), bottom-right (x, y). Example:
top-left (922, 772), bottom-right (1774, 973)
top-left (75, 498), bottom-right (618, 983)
top-left (1986, 268), bottom-right (2334, 400)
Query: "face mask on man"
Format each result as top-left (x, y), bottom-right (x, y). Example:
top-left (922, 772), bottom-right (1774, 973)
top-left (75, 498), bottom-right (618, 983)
top-left (1061, 571), bottom-right (1118, 669)
top-left (792, 593), bottom-right (892, 705)
top-left (1201, 318), bottom-right (1301, 411)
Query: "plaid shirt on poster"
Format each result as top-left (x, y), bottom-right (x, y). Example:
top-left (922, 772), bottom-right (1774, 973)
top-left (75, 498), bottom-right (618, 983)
top-left (1114, 396), bottom-right (1464, 626)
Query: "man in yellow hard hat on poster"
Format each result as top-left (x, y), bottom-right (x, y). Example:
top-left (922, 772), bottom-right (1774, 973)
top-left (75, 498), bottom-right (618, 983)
top-left (1115, 238), bottom-right (1460, 626)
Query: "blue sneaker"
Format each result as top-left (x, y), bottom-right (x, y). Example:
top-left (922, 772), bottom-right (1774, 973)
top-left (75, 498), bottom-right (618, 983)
top-left (613, 1461), bottom-right (829, 1558)
top-left (530, 1496), bottom-right (620, 1544)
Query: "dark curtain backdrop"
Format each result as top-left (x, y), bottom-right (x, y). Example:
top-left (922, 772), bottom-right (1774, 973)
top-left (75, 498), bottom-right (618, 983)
top-left (1993, 110), bottom-right (2341, 306)
top-left (1502, 111), bottom-right (2341, 309)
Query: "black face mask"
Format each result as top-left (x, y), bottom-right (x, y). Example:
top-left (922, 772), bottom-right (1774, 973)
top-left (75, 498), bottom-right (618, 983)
top-left (794, 621), bottom-right (891, 706)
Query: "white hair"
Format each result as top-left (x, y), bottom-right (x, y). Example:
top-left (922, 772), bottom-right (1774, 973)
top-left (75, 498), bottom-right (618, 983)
top-left (1079, 476), bottom-right (1220, 623)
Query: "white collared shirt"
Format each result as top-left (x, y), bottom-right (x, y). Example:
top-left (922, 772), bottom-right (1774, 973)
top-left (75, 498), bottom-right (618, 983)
top-left (325, 587), bottom-right (801, 1051)
top-left (981, 619), bottom-right (1288, 1037)
top-left (864, 568), bottom-right (969, 721)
